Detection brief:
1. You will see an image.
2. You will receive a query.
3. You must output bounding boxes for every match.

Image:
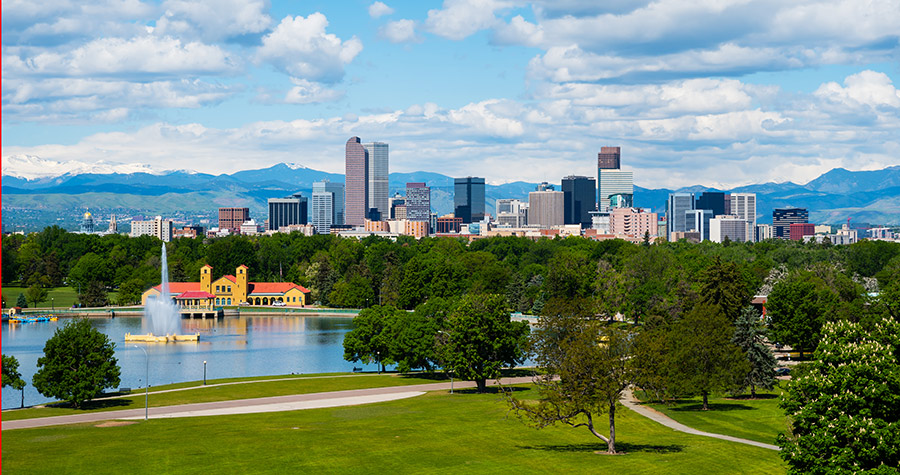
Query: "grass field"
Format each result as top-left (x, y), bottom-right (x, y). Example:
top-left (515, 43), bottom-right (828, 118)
top-left (1, 286), bottom-right (119, 309)
top-left (1, 372), bottom-right (458, 421)
top-left (3, 386), bottom-right (785, 474)
top-left (641, 387), bottom-right (789, 445)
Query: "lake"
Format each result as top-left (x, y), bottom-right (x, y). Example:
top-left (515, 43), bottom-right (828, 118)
top-left (1, 315), bottom-right (380, 410)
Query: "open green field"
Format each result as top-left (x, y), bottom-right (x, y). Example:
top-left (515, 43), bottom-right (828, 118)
top-left (1, 372), bottom-right (457, 421)
top-left (1, 286), bottom-right (119, 309)
top-left (3, 386), bottom-right (785, 474)
top-left (642, 387), bottom-right (789, 445)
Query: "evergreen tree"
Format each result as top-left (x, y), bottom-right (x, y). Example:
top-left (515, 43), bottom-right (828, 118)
top-left (16, 292), bottom-right (28, 308)
top-left (732, 306), bottom-right (776, 398)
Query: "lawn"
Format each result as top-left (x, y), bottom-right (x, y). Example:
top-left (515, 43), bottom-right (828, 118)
top-left (3, 386), bottom-right (785, 474)
top-left (1, 372), bottom-right (456, 421)
top-left (2, 286), bottom-right (119, 309)
top-left (640, 386), bottom-right (789, 445)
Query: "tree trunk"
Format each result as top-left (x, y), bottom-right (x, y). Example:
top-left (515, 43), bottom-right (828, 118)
top-left (380, 362), bottom-right (385, 373)
top-left (21, 389), bottom-right (25, 408)
top-left (751, 384), bottom-right (757, 399)
top-left (607, 401), bottom-right (617, 454)
top-left (702, 391), bottom-right (709, 410)
top-left (475, 378), bottom-right (487, 393)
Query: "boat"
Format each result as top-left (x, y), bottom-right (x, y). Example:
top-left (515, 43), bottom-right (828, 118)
top-left (8, 315), bottom-right (59, 324)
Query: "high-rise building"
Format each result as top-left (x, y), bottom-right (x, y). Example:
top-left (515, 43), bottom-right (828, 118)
top-left (696, 191), bottom-right (727, 217)
top-left (710, 216), bottom-right (747, 243)
top-left (454, 177), bottom-right (485, 223)
top-left (313, 180), bottom-right (344, 226)
top-left (685, 209), bottom-right (714, 241)
top-left (496, 199), bottom-right (528, 227)
top-left (345, 137), bottom-right (368, 226)
top-left (536, 182), bottom-right (555, 191)
top-left (790, 223), bottom-right (816, 241)
top-left (219, 207), bottom-right (250, 234)
top-left (363, 141), bottom-right (389, 220)
top-left (597, 146), bottom-right (621, 169)
top-left (406, 182), bottom-right (431, 222)
top-left (268, 193), bottom-right (308, 231)
top-left (666, 193), bottom-right (695, 241)
top-left (131, 216), bottom-right (174, 242)
top-left (773, 208), bottom-right (809, 239)
top-left (311, 191), bottom-right (334, 234)
top-left (389, 193), bottom-right (406, 219)
top-left (562, 175), bottom-right (596, 228)
top-left (730, 193), bottom-right (757, 242)
top-left (610, 208), bottom-right (658, 238)
top-left (528, 191), bottom-right (564, 228)
top-left (756, 224), bottom-right (773, 241)
top-left (596, 146), bottom-right (633, 213)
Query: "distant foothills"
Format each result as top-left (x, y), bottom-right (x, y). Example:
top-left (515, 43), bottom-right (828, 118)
top-left (2, 155), bottom-right (900, 233)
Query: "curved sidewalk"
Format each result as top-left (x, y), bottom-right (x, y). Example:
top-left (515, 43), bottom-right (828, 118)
top-left (2, 377), bottom-right (534, 431)
top-left (620, 388), bottom-right (779, 451)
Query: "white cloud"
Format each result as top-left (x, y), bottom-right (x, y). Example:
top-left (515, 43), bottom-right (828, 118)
top-left (424, 0), bottom-right (508, 40)
top-left (257, 13), bottom-right (363, 83)
top-left (492, 15), bottom-right (543, 47)
top-left (368, 2), bottom-right (394, 18)
top-left (446, 99), bottom-right (525, 137)
top-left (284, 79), bottom-right (345, 104)
top-left (814, 70), bottom-right (900, 109)
top-left (155, 0), bottom-right (272, 41)
top-left (380, 19), bottom-right (420, 44)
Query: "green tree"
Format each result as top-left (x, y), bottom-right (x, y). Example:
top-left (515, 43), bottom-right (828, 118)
top-left (767, 270), bottom-right (851, 357)
top-left (116, 278), bottom-right (145, 306)
top-left (509, 299), bottom-right (633, 454)
top-left (442, 294), bottom-right (529, 392)
top-left (778, 317), bottom-right (900, 473)
top-left (2, 354), bottom-right (27, 408)
top-left (698, 257), bottom-right (751, 321)
top-left (329, 274), bottom-right (375, 308)
top-left (669, 303), bottom-right (750, 410)
top-left (32, 319), bottom-right (121, 408)
top-left (732, 306), bottom-right (776, 398)
top-left (26, 284), bottom-right (49, 308)
top-left (342, 305), bottom-right (400, 372)
top-left (68, 252), bottom-right (111, 289)
top-left (78, 280), bottom-right (109, 307)
top-left (16, 292), bottom-right (28, 308)
top-left (391, 298), bottom-right (455, 372)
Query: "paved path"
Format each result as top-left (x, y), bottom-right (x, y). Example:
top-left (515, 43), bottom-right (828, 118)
top-left (2, 377), bottom-right (534, 430)
top-left (620, 388), bottom-right (780, 451)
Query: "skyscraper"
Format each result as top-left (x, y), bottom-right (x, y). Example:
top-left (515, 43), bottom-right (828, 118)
top-left (268, 193), bottom-right (308, 231)
top-left (696, 191), bottom-right (727, 217)
top-left (454, 177), bottom-right (485, 223)
top-left (313, 180), bottom-right (344, 226)
top-left (528, 191), bottom-right (564, 228)
top-left (562, 175), bottom-right (596, 228)
top-left (773, 208), bottom-right (809, 239)
top-left (363, 141), bottom-right (389, 219)
top-left (406, 182), bottom-right (431, 222)
top-left (219, 207), bottom-right (250, 234)
top-left (311, 191), bottom-right (333, 234)
top-left (730, 193), bottom-right (757, 242)
top-left (596, 146), bottom-right (632, 212)
top-left (345, 137), bottom-right (368, 226)
top-left (666, 193), bottom-right (695, 241)
top-left (685, 209), bottom-right (713, 241)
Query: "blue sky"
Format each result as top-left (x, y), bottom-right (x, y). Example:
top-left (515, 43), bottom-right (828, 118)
top-left (2, 0), bottom-right (899, 188)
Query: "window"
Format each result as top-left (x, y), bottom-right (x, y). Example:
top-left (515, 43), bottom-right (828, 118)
top-left (215, 298), bottom-right (219, 305)
top-left (216, 285), bottom-right (220, 292)
top-left (227, 286), bottom-right (231, 292)
top-left (227, 298), bottom-right (231, 305)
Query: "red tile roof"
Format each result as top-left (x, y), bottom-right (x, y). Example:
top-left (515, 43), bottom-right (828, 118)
top-left (175, 291), bottom-right (216, 299)
top-left (248, 282), bottom-right (310, 295)
top-left (219, 275), bottom-right (237, 283)
top-left (151, 283), bottom-right (201, 293)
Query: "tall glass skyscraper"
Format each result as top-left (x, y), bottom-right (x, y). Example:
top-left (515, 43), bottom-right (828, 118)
top-left (345, 137), bottom-right (368, 226)
top-left (406, 182), bottom-right (431, 221)
top-left (773, 207), bottom-right (808, 239)
top-left (667, 193), bottom-right (695, 241)
top-left (454, 177), bottom-right (485, 223)
top-left (311, 191), bottom-right (333, 234)
top-left (363, 142), bottom-right (389, 220)
top-left (730, 193), bottom-right (757, 242)
top-left (267, 193), bottom-right (308, 231)
top-left (562, 175), bottom-right (596, 228)
top-left (597, 147), bottom-right (633, 212)
top-left (313, 180), bottom-right (344, 226)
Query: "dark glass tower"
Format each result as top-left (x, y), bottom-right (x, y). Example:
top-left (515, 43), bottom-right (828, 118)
top-left (773, 208), bottom-right (809, 239)
top-left (562, 175), bottom-right (596, 228)
top-left (268, 193), bottom-right (308, 230)
top-left (696, 191), bottom-right (727, 217)
top-left (454, 177), bottom-right (485, 223)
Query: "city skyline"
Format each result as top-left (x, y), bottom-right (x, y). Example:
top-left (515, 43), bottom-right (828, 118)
top-left (2, 1), bottom-right (899, 190)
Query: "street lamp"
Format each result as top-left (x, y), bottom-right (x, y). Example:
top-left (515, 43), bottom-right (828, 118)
top-left (133, 345), bottom-right (149, 421)
top-left (203, 360), bottom-right (207, 385)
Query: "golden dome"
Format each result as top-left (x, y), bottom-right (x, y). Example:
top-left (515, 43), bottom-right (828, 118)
top-left (84, 212), bottom-right (92, 219)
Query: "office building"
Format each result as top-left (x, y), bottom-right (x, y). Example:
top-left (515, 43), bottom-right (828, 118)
top-left (536, 182), bottom-right (555, 191)
top-left (562, 175), bottom-right (596, 228)
top-left (131, 216), bottom-right (174, 242)
top-left (686, 209), bottom-right (714, 241)
top-left (610, 208), bottom-right (658, 238)
top-left (528, 191), bottom-right (565, 228)
top-left (666, 193), bottom-right (695, 241)
top-left (311, 191), bottom-right (334, 234)
top-left (219, 207), bottom-right (250, 235)
top-left (597, 146), bottom-right (621, 169)
top-left (790, 223), bottom-right (816, 241)
top-left (730, 193), bottom-right (757, 242)
top-left (406, 182), bottom-right (431, 222)
top-left (389, 193), bottom-right (406, 219)
top-left (756, 224), bottom-right (773, 241)
top-left (313, 180), bottom-right (344, 226)
top-left (710, 216), bottom-right (747, 243)
top-left (496, 199), bottom-right (528, 227)
top-left (598, 170), bottom-right (633, 213)
top-left (773, 208), bottom-right (809, 239)
top-left (345, 137), bottom-right (368, 226)
top-left (268, 193), bottom-right (308, 231)
top-left (436, 216), bottom-right (463, 233)
top-left (454, 177), bottom-right (486, 223)
top-left (363, 141), bottom-right (389, 220)
top-left (696, 192), bottom-right (728, 217)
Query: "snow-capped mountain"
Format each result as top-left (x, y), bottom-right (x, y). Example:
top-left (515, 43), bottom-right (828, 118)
top-left (2, 154), bottom-right (174, 180)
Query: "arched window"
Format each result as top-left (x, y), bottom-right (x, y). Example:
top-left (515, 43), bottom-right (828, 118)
top-left (215, 298), bottom-right (219, 305)
top-left (227, 298), bottom-right (231, 305)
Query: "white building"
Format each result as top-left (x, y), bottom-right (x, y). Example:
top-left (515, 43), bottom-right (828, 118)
top-left (598, 170), bottom-right (633, 213)
top-left (496, 198), bottom-right (528, 227)
top-left (130, 216), bottom-right (173, 242)
top-left (869, 227), bottom-right (895, 240)
top-left (311, 191), bottom-right (334, 234)
top-left (730, 193), bottom-right (757, 241)
top-left (710, 216), bottom-right (748, 243)
top-left (363, 142), bottom-right (389, 219)
top-left (756, 223), bottom-right (774, 241)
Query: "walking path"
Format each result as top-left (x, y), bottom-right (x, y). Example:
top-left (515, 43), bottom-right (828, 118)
top-left (620, 388), bottom-right (780, 451)
top-left (2, 377), bottom-right (534, 430)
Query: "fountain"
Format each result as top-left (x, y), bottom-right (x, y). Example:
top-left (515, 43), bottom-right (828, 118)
top-left (126, 244), bottom-right (199, 343)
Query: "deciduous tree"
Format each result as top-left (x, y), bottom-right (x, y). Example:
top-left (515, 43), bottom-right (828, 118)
top-left (342, 305), bottom-right (399, 372)
top-left (2, 354), bottom-right (27, 407)
top-left (26, 284), bottom-right (49, 308)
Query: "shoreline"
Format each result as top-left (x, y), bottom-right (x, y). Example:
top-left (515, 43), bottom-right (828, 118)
top-left (3, 307), bottom-right (360, 319)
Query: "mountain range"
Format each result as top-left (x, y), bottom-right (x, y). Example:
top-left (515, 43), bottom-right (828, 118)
top-left (3, 155), bottom-right (899, 232)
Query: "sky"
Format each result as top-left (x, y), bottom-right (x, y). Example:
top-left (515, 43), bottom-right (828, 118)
top-left (2, 0), bottom-right (899, 188)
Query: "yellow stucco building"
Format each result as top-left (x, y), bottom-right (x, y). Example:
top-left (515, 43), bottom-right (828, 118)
top-left (142, 265), bottom-right (309, 307)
